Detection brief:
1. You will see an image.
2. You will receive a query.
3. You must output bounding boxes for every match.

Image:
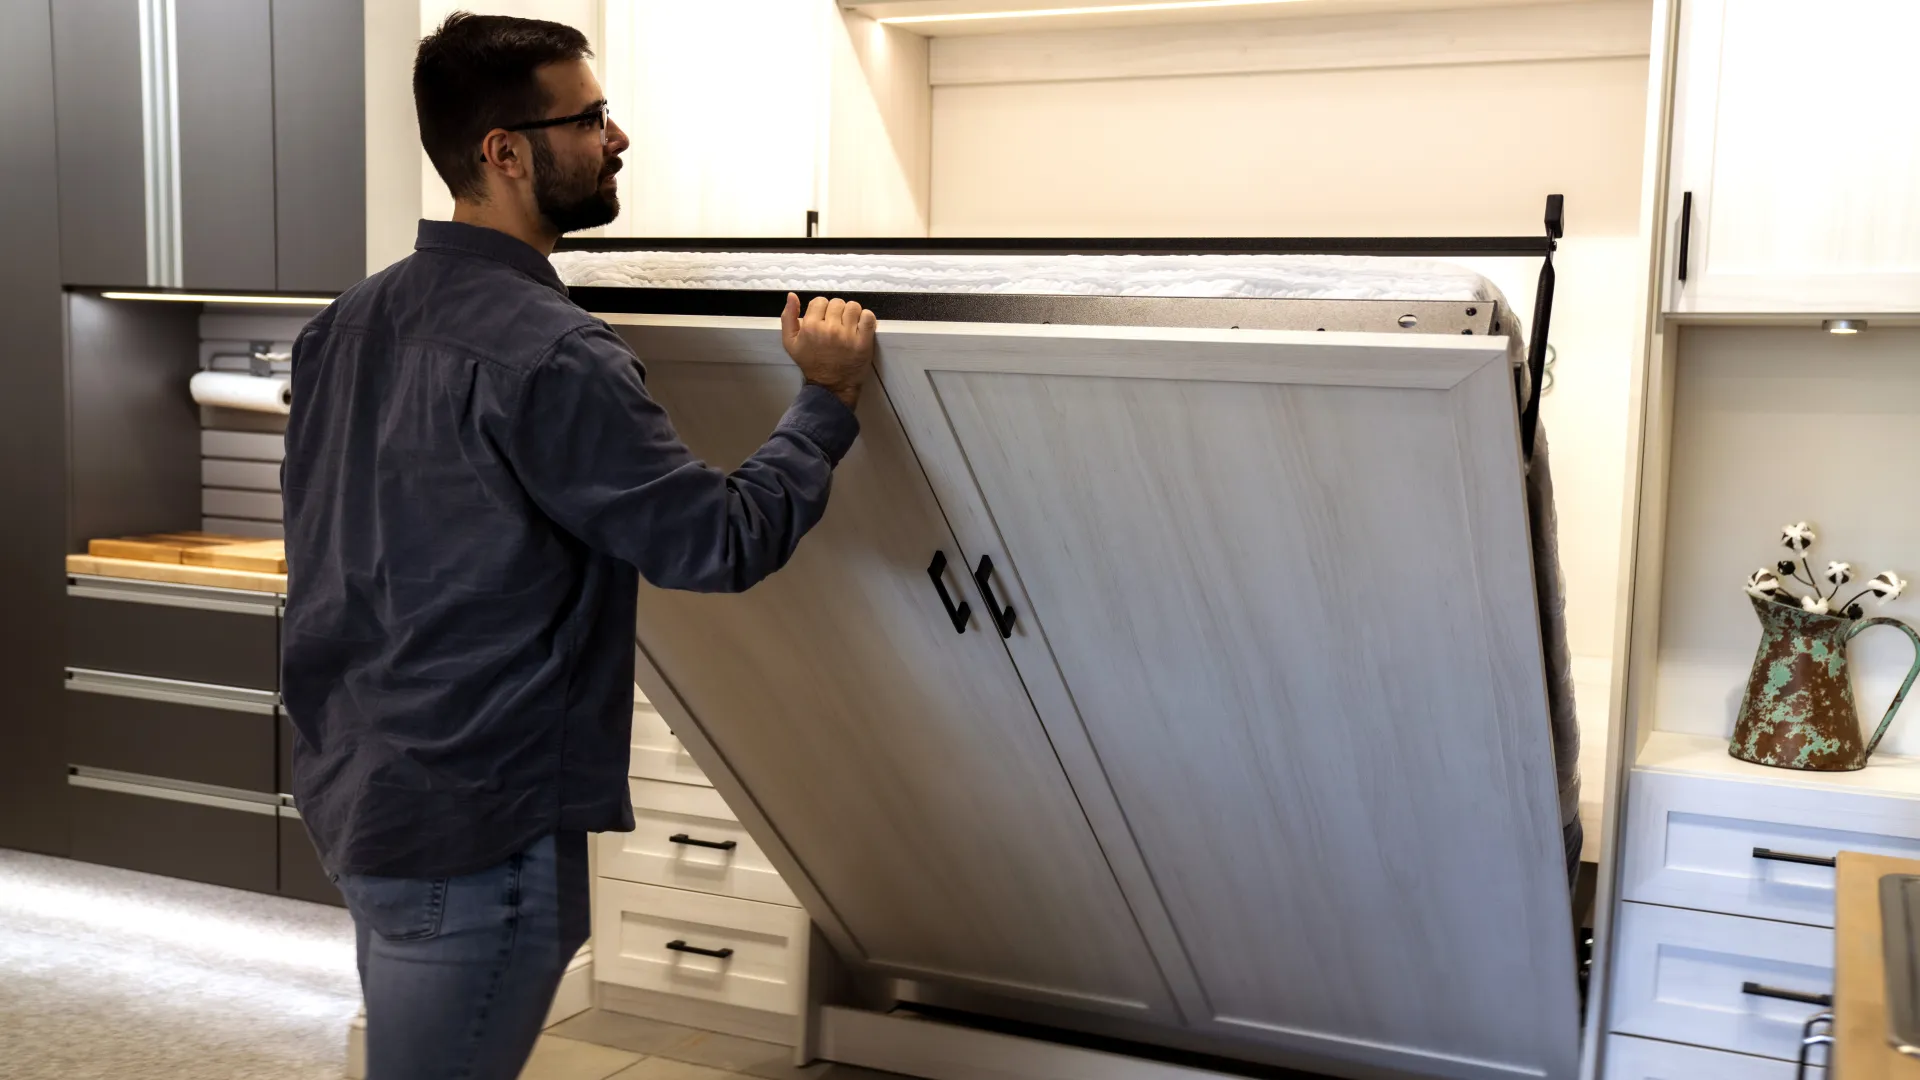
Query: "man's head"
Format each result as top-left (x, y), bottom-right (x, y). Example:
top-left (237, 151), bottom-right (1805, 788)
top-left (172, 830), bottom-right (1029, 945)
top-left (414, 13), bottom-right (629, 239)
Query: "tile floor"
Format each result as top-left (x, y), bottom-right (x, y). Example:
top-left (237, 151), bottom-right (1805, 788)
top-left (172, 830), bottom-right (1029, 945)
top-left (518, 1009), bottom-right (908, 1080)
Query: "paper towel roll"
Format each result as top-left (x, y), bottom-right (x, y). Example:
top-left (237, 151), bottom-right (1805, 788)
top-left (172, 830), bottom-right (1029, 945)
top-left (190, 371), bottom-right (292, 415)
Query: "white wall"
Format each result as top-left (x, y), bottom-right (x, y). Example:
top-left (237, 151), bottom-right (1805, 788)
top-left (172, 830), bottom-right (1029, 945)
top-left (927, 2), bottom-right (1653, 845)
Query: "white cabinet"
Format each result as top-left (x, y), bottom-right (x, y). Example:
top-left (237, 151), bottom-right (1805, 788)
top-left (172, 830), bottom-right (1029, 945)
top-left (593, 879), bottom-right (809, 1016)
top-left (1609, 902), bottom-right (1833, 1062)
top-left (594, 686), bottom-right (810, 1043)
top-left (596, 0), bottom-right (927, 238)
top-left (1665, 0), bottom-right (1920, 314)
top-left (615, 315), bottom-right (1582, 1080)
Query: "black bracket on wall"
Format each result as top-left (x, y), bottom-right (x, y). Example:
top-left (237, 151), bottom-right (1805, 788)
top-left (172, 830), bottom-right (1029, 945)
top-left (1519, 194), bottom-right (1563, 463)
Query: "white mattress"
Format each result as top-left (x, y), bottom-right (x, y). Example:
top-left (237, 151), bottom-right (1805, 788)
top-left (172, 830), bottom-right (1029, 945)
top-left (550, 249), bottom-right (1505, 304)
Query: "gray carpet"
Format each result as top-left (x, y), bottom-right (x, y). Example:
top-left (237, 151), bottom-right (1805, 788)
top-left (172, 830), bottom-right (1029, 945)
top-left (0, 849), bottom-right (360, 1079)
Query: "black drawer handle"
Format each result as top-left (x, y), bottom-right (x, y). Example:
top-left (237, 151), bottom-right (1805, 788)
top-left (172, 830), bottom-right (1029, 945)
top-left (1754, 847), bottom-right (1837, 868)
top-left (1677, 190), bottom-right (1693, 283)
top-left (669, 833), bottom-right (737, 852)
top-left (666, 939), bottom-right (734, 960)
top-left (927, 551), bottom-right (971, 634)
top-left (973, 554), bottom-right (1016, 639)
top-left (1743, 981), bottom-right (1833, 1008)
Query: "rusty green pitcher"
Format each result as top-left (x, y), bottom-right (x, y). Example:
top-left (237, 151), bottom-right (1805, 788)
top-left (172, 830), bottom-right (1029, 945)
top-left (1731, 594), bottom-right (1920, 770)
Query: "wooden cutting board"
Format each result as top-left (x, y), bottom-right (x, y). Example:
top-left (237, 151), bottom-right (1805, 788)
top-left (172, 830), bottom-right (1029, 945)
top-left (87, 532), bottom-right (286, 573)
top-left (66, 554), bottom-right (286, 594)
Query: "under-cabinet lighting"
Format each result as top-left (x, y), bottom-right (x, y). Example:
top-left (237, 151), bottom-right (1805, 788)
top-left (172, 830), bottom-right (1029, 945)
top-left (100, 291), bottom-right (335, 306)
top-left (1822, 319), bottom-right (1867, 335)
top-left (876, 0), bottom-right (1309, 25)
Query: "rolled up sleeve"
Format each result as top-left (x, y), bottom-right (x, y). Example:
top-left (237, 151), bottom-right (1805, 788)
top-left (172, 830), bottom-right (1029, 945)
top-left (508, 323), bottom-right (859, 593)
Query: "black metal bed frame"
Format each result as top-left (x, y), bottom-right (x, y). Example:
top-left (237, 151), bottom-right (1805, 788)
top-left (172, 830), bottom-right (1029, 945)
top-left (558, 194), bottom-right (1565, 460)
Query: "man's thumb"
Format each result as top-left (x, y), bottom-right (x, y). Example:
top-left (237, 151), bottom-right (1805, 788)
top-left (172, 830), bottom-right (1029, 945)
top-left (781, 292), bottom-right (800, 346)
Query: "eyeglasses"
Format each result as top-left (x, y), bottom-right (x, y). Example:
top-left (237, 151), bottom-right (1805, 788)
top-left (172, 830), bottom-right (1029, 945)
top-left (501, 102), bottom-right (611, 144)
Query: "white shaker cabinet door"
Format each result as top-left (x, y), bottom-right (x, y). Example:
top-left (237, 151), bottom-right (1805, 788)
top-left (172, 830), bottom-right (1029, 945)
top-left (1666, 0), bottom-right (1920, 314)
top-left (610, 317), bottom-right (1176, 1022)
top-left (883, 323), bottom-right (1581, 1080)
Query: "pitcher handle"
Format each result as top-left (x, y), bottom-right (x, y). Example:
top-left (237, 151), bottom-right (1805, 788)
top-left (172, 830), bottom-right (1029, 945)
top-left (1846, 616), bottom-right (1920, 759)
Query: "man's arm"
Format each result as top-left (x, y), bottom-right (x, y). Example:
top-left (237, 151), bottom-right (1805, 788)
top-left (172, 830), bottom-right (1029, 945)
top-left (507, 296), bottom-right (874, 594)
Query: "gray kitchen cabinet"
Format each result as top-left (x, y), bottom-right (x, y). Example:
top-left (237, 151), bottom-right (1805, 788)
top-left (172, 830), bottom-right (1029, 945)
top-left (177, 0), bottom-right (279, 291)
top-left (50, 0), bottom-right (364, 291)
top-left (51, 0), bottom-right (148, 288)
top-left (272, 0), bottom-right (366, 293)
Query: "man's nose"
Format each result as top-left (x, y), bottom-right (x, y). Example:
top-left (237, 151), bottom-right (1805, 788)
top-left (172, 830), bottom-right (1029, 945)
top-left (605, 117), bottom-right (630, 155)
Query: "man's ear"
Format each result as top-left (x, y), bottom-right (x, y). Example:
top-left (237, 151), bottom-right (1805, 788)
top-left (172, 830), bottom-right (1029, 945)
top-left (478, 129), bottom-right (528, 180)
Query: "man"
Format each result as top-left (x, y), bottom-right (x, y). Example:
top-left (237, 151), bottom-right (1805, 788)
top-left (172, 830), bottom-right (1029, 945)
top-left (280, 13), bottom-right (875, 1079)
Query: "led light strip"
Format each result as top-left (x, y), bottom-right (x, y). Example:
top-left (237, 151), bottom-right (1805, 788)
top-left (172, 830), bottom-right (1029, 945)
top-left (878, 0), bottom-right (1307, 25)
top-left (101, 291), bottom-right (335, 306)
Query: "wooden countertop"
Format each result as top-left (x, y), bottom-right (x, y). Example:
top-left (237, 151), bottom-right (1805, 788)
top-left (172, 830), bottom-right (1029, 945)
top-left (1836, 852), bottom-right (1920, 1079)
top-left (66, 554), bottom-right (287, 595)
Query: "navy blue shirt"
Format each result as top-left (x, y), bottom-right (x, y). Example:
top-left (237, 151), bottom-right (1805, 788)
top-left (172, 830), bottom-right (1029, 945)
top-left (282, 221), bottom-right (859, 878)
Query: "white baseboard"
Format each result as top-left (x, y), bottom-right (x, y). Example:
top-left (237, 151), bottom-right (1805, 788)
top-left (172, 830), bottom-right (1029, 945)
top-left (341, 946), bottom-right (593, 1079)
top-left (546, 948), bottom-right (594, 1027)
top-left (598, 981), bottom-right (797, 1046)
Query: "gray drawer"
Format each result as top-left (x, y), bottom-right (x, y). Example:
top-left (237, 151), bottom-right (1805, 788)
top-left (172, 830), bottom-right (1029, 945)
top-left (278, 809), bottom-right (342, 907)
top-left (68, 576), bottom-right (279, 691)
top-left (66, 669), bottom-right (276, 793)
top-left (68, 771), bottom-right (277, 894)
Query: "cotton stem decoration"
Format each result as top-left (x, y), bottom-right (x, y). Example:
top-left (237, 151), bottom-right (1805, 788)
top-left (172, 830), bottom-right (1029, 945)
top-left (1746, 522), bottom-right (1904, 619)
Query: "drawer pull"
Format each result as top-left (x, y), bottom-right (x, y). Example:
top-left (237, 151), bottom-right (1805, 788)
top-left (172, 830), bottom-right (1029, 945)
top-left (972, 554), bottom-right (1016, 639)
top-left (927, 551), bottom-right (971, 634)
top-left (1754, 847), bottom-right (1838, 868)
top-left (669, 833), bottom-right (737, 852)
top-left (666, 939), bottom-right (734, 960)
top-left (1744, 981), bottom-right (1833, 1008)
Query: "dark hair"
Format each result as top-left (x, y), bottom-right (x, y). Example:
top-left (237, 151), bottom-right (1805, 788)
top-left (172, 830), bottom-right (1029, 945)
top-left (413, 12), bottom-right (592, 200)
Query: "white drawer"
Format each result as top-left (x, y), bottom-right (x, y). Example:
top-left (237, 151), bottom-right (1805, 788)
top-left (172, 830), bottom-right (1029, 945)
top-left (630, 700), bottom-right (712, 787)
top-left (1610, 902), bottom-right (1833, 1061)
top-left (592, 880), bottom-right (806, 1016)
top-left (1604, 1033), bottom-right (1822, 1079)
top-left (600, 779), bottom-right (797, 907)
top-left (1624, 769), bottom-right (1920, 926)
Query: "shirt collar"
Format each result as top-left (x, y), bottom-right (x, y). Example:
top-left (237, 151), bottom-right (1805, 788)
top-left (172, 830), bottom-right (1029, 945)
top-left (414, 220), bottom-right (568, 296)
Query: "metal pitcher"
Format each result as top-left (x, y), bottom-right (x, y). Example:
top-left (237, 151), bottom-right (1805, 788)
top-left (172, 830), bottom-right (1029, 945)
top-left (1731, 594), bottom-right (1920, 770)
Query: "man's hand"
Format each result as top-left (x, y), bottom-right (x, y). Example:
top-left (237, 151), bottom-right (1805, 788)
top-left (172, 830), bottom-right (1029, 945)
top-left (781, 293), bottom-right (876, 411)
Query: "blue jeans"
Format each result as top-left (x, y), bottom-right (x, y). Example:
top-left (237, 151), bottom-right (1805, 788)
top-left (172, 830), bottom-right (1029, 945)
top-left (334, 832), bottom-right (591, 1080)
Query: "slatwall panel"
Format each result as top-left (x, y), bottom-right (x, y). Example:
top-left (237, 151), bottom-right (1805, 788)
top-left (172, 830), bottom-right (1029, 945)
top-left (197, 310), bottom-right (309, 539)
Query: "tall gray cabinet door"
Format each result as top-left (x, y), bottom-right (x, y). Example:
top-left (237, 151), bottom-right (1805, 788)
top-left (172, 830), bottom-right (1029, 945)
top-left (176, 0), bottom-right (278, 291)
top-left (272, 0), bottom-right (365, 292)
top-left (51, 0), bottom-right (148, 287)
top-left (884, 325), bottom-right (1582, 1080)
top-left (613, 318), bottom-right (1177, 1022)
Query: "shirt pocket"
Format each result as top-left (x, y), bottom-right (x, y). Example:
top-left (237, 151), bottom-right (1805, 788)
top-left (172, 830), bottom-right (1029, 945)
top-left (334, 873), bottom-right (449, 941)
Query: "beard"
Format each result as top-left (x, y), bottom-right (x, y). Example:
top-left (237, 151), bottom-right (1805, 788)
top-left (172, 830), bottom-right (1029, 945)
top-left (530, 132), bottom-right (621, 234)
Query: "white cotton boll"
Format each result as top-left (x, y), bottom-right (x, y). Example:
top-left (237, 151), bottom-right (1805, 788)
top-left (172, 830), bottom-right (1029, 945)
top-left (1802, 595), bottom-right (1831, 614)
top-left (1872, 572), bottom-right (1908, 602)
top-left (1781, 521), bottom-right (1817, 556)
top-left (1826, 561), bottom-right (1854, 586)
top-left (1746, 569), bottom-right (1782, 599)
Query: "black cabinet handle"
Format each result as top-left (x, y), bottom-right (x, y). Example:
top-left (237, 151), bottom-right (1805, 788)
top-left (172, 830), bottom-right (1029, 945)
top-left (973, 554), bottom-right (1016, 639)
top-left (927, 551), bottom-right (971, 634)
top-left (670, 833), bottom-right (737, 852)
top-left (666, 939), bottom-right (734, 960)
top-left (1677, 190), bottom-right (1692, 283)
top-left (1743, 981), bottom-right (1833, 1008)
top-left (1754, 847), bottom-right (1837, 868)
